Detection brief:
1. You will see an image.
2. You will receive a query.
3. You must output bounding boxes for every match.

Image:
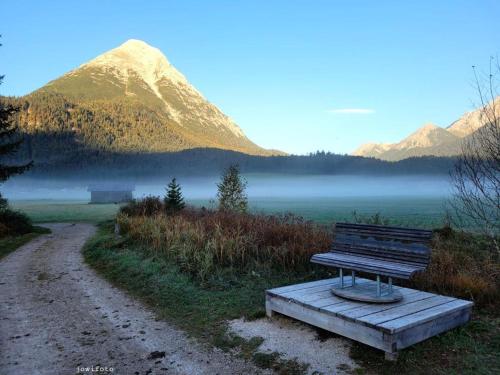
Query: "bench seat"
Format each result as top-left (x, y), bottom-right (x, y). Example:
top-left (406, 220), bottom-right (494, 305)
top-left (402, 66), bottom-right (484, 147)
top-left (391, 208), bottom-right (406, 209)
top-left (311, 252), bottom-right (427, 279)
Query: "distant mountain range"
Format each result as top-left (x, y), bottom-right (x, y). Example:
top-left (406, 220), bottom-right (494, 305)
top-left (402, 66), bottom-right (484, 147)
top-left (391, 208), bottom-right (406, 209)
top-left (7, 39), bottom-right (280, 160)
top-left (352, 98), bottom-right (500, 161)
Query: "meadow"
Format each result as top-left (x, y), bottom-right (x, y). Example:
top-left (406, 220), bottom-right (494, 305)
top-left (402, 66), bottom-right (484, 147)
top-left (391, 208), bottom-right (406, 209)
top-left (6, 174), bottom-right (452, 227)
top-left (11, 196), bottom-right (449, 228)
top-left (10, 200), bottom-right (121, 223)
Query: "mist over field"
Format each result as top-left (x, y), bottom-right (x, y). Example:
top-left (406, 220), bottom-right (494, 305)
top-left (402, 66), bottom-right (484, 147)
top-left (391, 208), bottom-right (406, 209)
top-left (4, 174), bottom-right (452, 201)
top-left (4, 174), bottom-right (452, 228)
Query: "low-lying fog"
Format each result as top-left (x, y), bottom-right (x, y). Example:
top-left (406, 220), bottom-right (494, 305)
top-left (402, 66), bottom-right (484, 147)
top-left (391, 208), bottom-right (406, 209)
top-left (3, 174), bottom-right (452, 201)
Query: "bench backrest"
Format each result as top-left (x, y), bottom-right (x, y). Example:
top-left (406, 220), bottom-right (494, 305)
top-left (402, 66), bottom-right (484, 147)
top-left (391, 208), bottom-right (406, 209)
top-left (333, 223), bottom-right (433, 267)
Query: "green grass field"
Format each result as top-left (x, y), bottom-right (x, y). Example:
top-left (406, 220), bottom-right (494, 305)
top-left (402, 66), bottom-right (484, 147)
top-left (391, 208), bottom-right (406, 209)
top-left (10, 200), bottom-right (121, 223)
top-left (11, 196), bottom-right (449, 228)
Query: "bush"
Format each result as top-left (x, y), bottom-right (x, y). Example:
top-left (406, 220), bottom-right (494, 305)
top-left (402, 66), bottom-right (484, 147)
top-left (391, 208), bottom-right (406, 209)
top-left (352, 210), bottom-right (390, 225)
top-left (0, 222), bottom-right (10, 237)
top-left (118, 207), bottom-right (332, 281)
top-left (119, 196), bottom-right (163, 217)
top-left (217, 165), bottom-right (248, 213)
top-left (0, 208), bottom-right (33, 237)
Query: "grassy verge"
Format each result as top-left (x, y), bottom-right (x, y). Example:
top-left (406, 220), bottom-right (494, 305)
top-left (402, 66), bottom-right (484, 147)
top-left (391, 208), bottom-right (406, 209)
top-left (85, 220), bottom-right (499, 375)
top-left (0, 226), bottom-right (51, 260)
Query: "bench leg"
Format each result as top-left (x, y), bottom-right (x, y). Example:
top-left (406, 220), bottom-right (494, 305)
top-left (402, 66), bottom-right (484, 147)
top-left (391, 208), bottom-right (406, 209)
top-left (352, 271), bottom-right (356, 286)
top-left (385, 351), bottom-right (399, 361)
top-left (376, 275), bottom-right (381, 297)
top-left (339, 268), bottom-right (344, 288)
top-left (265, 297), bottom-right (273, 318)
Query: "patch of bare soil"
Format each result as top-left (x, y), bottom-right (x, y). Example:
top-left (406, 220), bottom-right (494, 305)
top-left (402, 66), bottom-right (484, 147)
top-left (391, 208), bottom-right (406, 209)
top-left (229, 316), bottom-right (359, 374)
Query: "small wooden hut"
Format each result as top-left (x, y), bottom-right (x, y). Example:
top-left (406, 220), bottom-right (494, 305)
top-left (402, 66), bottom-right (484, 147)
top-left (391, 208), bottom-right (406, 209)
top-left (88, 183), bottom-right (134, 204)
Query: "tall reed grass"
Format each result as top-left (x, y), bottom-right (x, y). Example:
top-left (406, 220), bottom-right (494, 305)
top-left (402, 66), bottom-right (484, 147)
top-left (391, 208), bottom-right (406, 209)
top-left (117, 206), bottom-right (332, 280)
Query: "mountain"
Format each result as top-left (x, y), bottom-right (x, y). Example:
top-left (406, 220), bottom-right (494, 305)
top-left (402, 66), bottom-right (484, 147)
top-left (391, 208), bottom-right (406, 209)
top-left (7, 39), bottom-right (279, 161)
top-left (352, 98), bottom-right (499, 161)
top-left (446, 98), bottom-right (500, 137)
top-left (351, 143), bottom-right (392, 158)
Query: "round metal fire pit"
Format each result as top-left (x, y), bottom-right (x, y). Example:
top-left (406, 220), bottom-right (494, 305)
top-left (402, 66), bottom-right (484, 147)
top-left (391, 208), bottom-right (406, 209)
top-left (331, 284), bottom-right (403, 303)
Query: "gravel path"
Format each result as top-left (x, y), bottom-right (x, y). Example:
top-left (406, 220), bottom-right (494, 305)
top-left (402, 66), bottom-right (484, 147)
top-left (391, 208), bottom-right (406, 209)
top-left (0, 223), bottom-right (265, 375)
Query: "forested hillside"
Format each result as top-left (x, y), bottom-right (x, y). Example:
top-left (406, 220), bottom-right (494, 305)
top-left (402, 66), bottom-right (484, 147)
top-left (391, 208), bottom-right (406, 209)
top-left (19, 148), bottom-right (455, 178)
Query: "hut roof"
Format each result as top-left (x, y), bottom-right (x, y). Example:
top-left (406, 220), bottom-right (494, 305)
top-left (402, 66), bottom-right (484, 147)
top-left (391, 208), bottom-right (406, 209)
top-left (87, 183), bottom-right (135, 192)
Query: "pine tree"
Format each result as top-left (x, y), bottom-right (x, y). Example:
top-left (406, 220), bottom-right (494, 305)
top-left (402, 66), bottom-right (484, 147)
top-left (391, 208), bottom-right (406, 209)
top-left (0, 38), bottom-right (32, 183)
top-left (217, 164), bottom-right (248, 213)
top-left (164, 178), bottom-right (185, 213)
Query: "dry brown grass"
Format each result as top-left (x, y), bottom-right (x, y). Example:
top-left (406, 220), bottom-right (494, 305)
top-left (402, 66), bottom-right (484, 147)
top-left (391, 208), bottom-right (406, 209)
top-left (412, 229), bottom-right (500, 308)
top-left (117, 206), bottom-right (332, 280)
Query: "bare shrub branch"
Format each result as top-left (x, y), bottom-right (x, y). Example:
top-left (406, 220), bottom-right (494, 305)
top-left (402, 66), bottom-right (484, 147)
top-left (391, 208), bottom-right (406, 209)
top-left (451, 58), bottom-right (500, 253)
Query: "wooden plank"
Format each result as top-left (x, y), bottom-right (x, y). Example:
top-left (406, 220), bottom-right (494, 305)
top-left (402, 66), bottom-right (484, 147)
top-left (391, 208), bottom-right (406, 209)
top-left (332, 250), bottom-right (428, 268)
top-left (394, 306), bottom-right (472, 350)
top-left (268, 278), bottom-right (337, 295)
top-left (335, 223), bottom-right (433, 237)
top-left (335, 234), bottom-right (431, 252)
top-left (358, 296), bottom-right (457, 327)
top-left (280, 282), bottom-right (339, 298)
top-left (335, 228), bottom-right (432, 243)
top-left (335, 232), bottom-right (432, 243)
top-left (266, 292), bottom-right (392, 352)
top-left (335, 222), bottom-right (432, 235)
top-left (281, 277), bottom-right (371, 303)
top-left (280, 284), bottom-right (341, 302)
top-left (333, 239), bottom-right (430, 260)
top-left (380, 299), bottom-right (474, 333)
top-left (341, 290), bottom-right (432, 319)
top-left (332, 248), bottom-right (429, 265)
top-left (270, 288), bottom-right (347, 311)
top-left (322, 299), bottom-right (371, 314)
top-left (311, 254), bottom-right (418, 278)
top-left (315, 253), bottom-right (422, 272)
top-left (308, 296), bottom-right (345, 308)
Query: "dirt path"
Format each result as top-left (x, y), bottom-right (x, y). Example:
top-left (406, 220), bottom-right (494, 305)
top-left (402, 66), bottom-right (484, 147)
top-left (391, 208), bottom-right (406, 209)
top-left (0, 223), bottom-right (265, 375)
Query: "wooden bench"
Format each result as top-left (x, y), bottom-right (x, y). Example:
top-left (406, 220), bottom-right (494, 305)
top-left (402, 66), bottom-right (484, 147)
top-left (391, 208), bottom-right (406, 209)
top-left (311, 223), bottom-right (433, 302)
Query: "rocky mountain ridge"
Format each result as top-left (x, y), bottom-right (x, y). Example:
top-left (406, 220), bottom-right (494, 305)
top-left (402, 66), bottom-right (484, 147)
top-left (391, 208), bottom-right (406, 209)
top-left (352, 98), bottom-right (499, 161)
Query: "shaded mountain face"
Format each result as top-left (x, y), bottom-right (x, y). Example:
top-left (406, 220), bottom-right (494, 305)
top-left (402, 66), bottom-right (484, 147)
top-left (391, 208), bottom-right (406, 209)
top-left (352, 98), bottom-right (499, 161)
top-left (11, 39), bottom-right (278, 158)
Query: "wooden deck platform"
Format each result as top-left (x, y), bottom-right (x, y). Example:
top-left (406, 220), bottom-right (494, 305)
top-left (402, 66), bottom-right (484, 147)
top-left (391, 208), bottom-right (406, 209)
top-left (265, 277), bottom-right (473, 360)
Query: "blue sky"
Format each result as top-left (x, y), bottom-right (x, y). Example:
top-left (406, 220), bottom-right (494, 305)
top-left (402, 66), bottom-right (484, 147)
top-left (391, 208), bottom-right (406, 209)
top-left (1, 1), bottom-right (499, 154)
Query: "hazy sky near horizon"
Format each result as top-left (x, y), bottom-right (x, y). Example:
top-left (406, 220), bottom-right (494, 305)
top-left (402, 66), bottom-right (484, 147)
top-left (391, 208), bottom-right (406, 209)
top-left (2, 0), bottom-right (499, 154)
